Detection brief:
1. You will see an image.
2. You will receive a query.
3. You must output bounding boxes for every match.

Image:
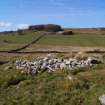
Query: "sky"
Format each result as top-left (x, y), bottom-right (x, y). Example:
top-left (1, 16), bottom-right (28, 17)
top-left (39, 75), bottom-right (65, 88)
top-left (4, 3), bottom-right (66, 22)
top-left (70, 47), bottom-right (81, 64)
top-left (0, 0), bottom-right (105, 31)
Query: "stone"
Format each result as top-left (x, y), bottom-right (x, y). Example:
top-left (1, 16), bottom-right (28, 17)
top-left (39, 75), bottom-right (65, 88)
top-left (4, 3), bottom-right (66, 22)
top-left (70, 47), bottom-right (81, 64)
top-left (14, 55), bottom-right (102, 75)
top-left (67, 75), bottom-right (73, 80)
top-left (90, 57), bottom-right (102, 64)
top-left (99, 94), bottom-right (105, 105)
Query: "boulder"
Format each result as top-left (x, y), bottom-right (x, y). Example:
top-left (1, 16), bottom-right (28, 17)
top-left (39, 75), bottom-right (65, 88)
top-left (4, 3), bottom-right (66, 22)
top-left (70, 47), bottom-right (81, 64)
top-left (99, 94), bottom-right (105, 105)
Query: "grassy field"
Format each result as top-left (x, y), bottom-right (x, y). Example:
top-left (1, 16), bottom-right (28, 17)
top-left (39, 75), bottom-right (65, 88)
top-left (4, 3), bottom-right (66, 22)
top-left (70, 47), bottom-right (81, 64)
top-left (0, 32), bottom-right (105, 105)
top-left (0, 33), bottom-right (39, 44)
top-left (0, 61), bottom-right (105, 105)
top-left (37, 34), bottom-right (105, 46)
top-left (0, 33), bottom-right (105, 47)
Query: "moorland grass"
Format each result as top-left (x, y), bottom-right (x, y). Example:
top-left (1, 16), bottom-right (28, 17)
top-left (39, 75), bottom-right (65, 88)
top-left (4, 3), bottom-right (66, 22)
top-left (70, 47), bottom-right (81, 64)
top-left (0, 33), bottom-right (105, 46)
top-left (0, 63), bottom-right (105, 105)
top-left (37, 34), bottom-right (105, 46)
top-left (0, 32), bottom-right (105, 105)
top-left (0, 33), bottom-right (39, 44)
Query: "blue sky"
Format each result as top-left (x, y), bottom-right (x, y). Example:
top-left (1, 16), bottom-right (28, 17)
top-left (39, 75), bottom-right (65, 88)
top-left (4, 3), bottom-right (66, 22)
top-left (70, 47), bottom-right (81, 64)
top-left (0, 0), bottom-right (105, 31)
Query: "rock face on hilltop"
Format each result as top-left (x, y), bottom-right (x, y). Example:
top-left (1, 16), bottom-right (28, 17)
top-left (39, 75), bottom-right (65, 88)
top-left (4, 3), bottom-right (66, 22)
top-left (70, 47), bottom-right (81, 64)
top-left (28, 24), bottom-right (63, 32)
top-left (29, 25), bottom-right (45, 31)
top-left (44, 24), bottom-right (63, 32)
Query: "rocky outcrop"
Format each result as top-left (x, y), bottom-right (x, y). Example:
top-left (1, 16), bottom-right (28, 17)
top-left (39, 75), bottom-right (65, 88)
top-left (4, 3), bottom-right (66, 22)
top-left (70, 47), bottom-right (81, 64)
top-left (44, 24), bottom-right (63, 32)
top-left (28, 24), bottom-right (63, 32)
top-left (15, 54), bottom-right (102, 75)
top-left (29, 25), bottom-right (45, 31)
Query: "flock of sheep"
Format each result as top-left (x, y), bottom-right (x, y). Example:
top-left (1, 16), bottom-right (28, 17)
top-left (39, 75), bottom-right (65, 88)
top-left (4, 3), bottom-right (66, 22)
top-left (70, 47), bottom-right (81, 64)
top-left (15, 54), bottom-right (102, 75)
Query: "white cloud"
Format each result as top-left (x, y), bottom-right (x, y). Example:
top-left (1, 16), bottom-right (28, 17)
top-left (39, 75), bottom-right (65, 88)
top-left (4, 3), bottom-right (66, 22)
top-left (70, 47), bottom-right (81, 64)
top-left (17, 24), bottom-right (29, 29)
top-left (0, 22), bottom-right (11, 28)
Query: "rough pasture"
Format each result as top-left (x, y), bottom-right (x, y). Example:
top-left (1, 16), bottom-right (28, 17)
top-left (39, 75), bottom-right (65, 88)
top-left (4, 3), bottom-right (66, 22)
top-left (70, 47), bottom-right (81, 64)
top-left (0, 53), bottom-right (105, 105)
top-left (0, 33), bottom-right (105, 47)
top-left (0, 32), bottom-right (105, 105)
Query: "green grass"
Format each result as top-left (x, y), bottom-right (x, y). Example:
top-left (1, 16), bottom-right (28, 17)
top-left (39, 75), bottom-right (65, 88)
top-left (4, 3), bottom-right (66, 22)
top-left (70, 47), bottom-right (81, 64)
top-left (0, 33), bottom-right (39, 44)
top-left (0, 63), bottom-right (105, 105)
top-left (1, 32), bottom-right (105, 105)
top-left (1, 33), bottom-right (105, 51)
top-left (0, 33), bottom-right (105, 47)
top-left (37, 34), bottom-right (105, 46)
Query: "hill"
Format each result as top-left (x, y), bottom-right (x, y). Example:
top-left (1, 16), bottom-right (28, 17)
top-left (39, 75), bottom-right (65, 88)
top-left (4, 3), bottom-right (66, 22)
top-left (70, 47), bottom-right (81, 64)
top-left (65, 28), bottom-right (105, 34)
top-left (0, 24), bottom-right (105, 35)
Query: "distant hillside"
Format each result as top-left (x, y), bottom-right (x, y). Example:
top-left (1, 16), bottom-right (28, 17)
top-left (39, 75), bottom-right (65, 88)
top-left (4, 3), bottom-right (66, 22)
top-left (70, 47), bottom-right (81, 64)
top-left (65, 28), bottom-right (105, 34)
top-left (0, 24), bottom-right (105, 35)
top-left (0, 24), bottom-right (63, 35)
